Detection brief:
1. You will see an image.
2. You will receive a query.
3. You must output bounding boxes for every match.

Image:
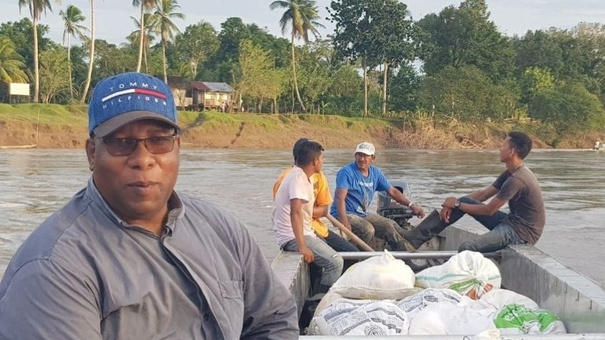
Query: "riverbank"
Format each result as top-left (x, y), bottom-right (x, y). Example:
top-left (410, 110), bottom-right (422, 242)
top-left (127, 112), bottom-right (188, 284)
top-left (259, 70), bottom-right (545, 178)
top-left (0, 104), bottom-right (599, 149)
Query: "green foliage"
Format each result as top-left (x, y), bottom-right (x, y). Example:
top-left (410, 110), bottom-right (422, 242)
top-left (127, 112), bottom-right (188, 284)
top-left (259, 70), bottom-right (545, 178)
top-left (39, 48), bottom-right (70, 103)
top-left (388, 65), bottom-right (421, 112)
top-left (174, 21), bottom-right (219, 80)
top-left (323, 64), bottom-right (363, 116)
top-left (417, 0), bottom-right (515, 83)
top-left (148, 0), bottom-right (185, 82)
top-left (0, 18), bottom-right (55, 73)
top-left (270, 0), bottom-right (325, 112)
top-left (329, 0), bottom-right (423, 116)
top-left (236, 39), bottom-right (284, 107)
top-left (529, 82), bottom-right (605, 136)
top-left (519, 67), bottom-right (555, 104)
top-left (512, 30), bottom-right (564, 78)
top-left (0, 36), bottom-right (29, 83)
top-left (418, 65), bottom-right (518, 122)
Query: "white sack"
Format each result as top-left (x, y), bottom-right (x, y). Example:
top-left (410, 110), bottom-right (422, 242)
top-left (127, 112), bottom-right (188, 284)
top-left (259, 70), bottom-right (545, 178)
top-left (330, 249), bottom-right (416, 299)
top-left (476, 288), bottom-right (539, 311)
top-left (408, 299), bottom-right (497, 335)
top-left (415, 250), bottom-right (501, 299)
top-left (308, 299), bottom-right (409, 336)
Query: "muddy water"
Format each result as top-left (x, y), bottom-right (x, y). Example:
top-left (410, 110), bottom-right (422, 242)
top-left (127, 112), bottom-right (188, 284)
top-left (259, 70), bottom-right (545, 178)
top-left (1, 148), bottom-right (604, 288)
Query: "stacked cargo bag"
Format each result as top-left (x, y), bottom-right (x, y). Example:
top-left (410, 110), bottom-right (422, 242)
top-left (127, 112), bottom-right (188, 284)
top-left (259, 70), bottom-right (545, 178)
top-left (308, 299), bottom-right (409, 336)
top-left (329, 250), bottom-right (418, 299)
top-left (415, 250), bottom-right (501, 299)
top-left (396, 288), bottom-right (497, 335)
top-left (308, 250), bottom-right (416, 335)
top-left (478, 289), bottom-right (566, 334)
top-left (493, 304), bottom-right (567, 335)
top-left (475, 289), bottom-right (539, 310)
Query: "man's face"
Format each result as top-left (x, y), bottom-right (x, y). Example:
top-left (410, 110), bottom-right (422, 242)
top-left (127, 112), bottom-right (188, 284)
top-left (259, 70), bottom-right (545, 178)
top-left (314, 152), bottom-right (324, 173)
top-left (86, 119), bottom-right (180, 225)
top-left (499, 136), bottom-right (514, 163)
top-left (355, 152), bottom-right (374, 171)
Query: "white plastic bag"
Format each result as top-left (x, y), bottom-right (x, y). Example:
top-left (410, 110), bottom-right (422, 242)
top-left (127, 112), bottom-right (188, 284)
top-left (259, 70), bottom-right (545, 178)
top-left (415, 250), bottom-right (501, 299)
top-left (309, 299), bottom-right (409, 336)
top-left (330, 250), bottom-right (416, 299)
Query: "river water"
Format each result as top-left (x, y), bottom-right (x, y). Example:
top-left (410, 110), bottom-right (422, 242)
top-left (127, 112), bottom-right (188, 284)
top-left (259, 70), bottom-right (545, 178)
top-left (1, 148), bottom-right (604, 288)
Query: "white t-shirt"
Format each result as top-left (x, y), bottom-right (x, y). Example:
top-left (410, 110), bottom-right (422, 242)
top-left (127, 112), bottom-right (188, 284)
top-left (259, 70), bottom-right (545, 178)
top-left (272, 166), bottom-right (316, 247)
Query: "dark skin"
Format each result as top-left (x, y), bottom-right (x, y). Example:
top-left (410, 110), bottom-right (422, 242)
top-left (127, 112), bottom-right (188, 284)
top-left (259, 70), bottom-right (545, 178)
top-left (85, 119), bottom-right (181, 236)
top-left (439, 136), bottom-right (524, 223)
top-left (335, 152), bottom-right (425, 231)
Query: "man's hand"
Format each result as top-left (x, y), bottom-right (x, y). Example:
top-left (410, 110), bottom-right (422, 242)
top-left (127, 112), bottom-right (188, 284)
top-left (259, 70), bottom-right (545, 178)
top-left (300, 246), bottom-right (314, 263)
top-left (440, 206), bottom-right (452, 223)
top-left (442, 196), bottom-right (458, 209)
top-left (411, 204), bottom-right (425, 219)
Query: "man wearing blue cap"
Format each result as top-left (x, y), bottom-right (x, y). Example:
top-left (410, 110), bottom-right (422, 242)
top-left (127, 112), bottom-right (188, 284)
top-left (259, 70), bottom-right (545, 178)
top-left (0, 72), bottom-right (298, 339)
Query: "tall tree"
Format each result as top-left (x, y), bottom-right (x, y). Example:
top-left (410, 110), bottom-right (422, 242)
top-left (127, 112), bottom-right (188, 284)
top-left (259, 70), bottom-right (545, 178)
top-left (80, 0), bottom-right (97, 103)
top-left (39, 47), bottom-right (69, 103)
top-left (329, 0), bottom-right (418, 117)
top-left (417, 0), bottom-right (515, 83)
top-left (0, 37), bottom-right (29, 83)
top-left (270, 0), bottom-right (324, 112)
top-left (149, 0), bottom-right (185, 83)
top-left (131, 0), bottom-right (157, 72)
top-left (127, 13), bottom-right (155, 72)
top-left (18, 0), bottom-right (60, 102)
top-left (0, 19), bottom-right (54, 78)
top-left (174, 21), bottom-right (219, 79)
top-left (59, 4), bottom-right (87, 99)
top-left (529, 82), bottom-right (605, 144)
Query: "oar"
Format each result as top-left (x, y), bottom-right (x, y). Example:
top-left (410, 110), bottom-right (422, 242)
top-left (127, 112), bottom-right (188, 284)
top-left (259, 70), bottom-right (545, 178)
top-left (325, 214), bottom-right (374, 251)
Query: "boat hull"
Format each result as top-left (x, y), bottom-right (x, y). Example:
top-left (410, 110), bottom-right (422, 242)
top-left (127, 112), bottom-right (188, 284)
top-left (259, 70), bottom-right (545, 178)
top-left (271, 224), bottom-right (605, 336)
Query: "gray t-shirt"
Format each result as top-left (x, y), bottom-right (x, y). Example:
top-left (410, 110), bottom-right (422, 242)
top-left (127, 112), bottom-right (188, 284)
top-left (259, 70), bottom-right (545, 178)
top-left (492, 165), bottom-right (545, 244)
top-left (0, 179), bottom-right (298, 339)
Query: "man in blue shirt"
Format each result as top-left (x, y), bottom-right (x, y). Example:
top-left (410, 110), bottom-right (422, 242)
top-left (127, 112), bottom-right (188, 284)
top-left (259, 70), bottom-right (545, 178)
top-left (330, 142), bottom-right (425, 250)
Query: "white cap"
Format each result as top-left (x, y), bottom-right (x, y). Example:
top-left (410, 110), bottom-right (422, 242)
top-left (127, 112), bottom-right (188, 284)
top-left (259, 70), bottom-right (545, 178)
top-left (355, 142), bottom-right (375, 156)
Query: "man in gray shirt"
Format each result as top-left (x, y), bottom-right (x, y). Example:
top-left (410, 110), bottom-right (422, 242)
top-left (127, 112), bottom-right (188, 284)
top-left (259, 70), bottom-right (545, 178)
top-left (0, 72), bottom-right (298, 339)
top-left (403, 131), bottom-right (545, 252)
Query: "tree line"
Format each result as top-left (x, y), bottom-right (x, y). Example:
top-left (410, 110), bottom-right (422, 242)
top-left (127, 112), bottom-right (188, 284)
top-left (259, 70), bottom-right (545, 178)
top-left (1, 0), bottom-right (605, 143)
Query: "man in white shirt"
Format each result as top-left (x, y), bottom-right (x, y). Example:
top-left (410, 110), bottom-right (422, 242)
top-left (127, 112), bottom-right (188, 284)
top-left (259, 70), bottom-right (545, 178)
top-left (272, 139), bottom-right (343, 293)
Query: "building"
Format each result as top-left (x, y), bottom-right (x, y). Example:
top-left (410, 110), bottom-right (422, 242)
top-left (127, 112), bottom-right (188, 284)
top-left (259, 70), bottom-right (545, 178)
top-left (165, 76), bottom-right (191, 109)
top-left (187, 81), bottom-right (234, 111)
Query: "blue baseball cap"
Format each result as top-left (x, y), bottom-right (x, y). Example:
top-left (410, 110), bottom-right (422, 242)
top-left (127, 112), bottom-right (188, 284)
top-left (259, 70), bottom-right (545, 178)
top-left (88, 72), bottom-right (179, 137)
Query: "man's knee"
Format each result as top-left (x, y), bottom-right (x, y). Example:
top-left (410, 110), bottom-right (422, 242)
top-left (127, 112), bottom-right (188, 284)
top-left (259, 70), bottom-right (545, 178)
top-left (330, 252), bottom-right (344, 270)
top-left (458, 240), bottom-right (478, 252)
top-left (349, 216), bottom-right (375, 235)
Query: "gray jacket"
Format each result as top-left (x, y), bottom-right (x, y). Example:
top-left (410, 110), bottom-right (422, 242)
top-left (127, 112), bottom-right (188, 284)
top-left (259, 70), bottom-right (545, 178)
top-left (0, 179), bottom-right (298, 339)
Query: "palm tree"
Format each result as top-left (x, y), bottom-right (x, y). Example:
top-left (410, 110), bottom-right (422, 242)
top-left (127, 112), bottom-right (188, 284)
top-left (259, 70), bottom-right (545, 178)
top-left (0, 37), bottom-right (29, 83)
top-left (18, 0), bottom-right (60, 103)
top-left (59, 5), bottom-right (87, 100)
top-left (80, 0), bottom-right (97, 103)
top-left (148, 0), bottom-right (184, 83)
top-left (127, 14), bottom-right (155, 72)
top-left (132, 0), bottom-right (157, 72)
top-left (269, 0), bottom-right (324, 113)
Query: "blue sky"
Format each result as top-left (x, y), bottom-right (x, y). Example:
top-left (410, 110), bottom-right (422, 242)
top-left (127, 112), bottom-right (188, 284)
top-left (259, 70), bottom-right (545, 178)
top-left (1, 0), bottom-right (605, 46)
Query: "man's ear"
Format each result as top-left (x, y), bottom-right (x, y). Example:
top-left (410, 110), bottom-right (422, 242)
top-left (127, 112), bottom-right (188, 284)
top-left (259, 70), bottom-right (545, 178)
top-left (85, 139), bottom-right (96, 171)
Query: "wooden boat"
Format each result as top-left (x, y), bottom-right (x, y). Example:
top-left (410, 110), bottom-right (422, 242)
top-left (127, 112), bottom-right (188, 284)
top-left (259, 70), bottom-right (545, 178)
top-left (271, 224), bottom-right (605, 338)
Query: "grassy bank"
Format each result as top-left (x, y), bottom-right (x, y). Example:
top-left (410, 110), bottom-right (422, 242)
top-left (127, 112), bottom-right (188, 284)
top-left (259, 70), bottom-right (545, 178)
top-left (0, 103), bottom-right (598, 149)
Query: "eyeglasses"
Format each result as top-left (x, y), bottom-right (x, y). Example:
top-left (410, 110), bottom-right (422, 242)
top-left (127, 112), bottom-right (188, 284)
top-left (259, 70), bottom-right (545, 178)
top-left (97, 133), bottom-right (178, 156)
